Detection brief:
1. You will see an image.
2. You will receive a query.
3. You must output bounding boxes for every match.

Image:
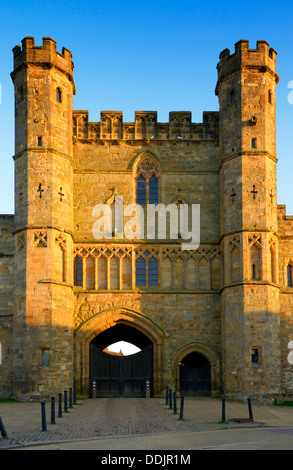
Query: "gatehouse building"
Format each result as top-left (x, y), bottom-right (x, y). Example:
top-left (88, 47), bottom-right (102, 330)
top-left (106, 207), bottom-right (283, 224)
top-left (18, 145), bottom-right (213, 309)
top-left (0, 36), bottom-right (293, 402)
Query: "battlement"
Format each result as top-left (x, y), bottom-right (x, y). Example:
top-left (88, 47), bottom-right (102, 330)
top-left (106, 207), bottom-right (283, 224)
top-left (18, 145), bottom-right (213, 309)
top-left (12, 36), bottom-right (74, 83)
top-left (216, 40), bottom-right (278, 92)
top-left (73, 110), bottom-right (219, 141)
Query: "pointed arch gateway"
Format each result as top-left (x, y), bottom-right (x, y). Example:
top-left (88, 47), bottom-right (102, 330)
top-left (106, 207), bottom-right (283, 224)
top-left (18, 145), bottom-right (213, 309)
top-left (173, 343), bottom-right (219, 396)
top-left (74, 307), bottom-right (165, 397)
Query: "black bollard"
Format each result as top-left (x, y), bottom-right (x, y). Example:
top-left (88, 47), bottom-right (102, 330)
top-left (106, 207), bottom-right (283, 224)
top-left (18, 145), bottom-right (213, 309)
top-left (222, 398), bottom-right (226, 423)
top-left (165, 386), bottom-right (169, 405)
top-left (247, 398), bottom-right (254, 421)
top-left (41, 402), bottom-right (47, 432)
top-left (58, 393), bottom-right (62, 418)
top-left (179, 396), bottom-right (184, 420)
top-left (69, 388), bottom-right (73, 408)
top-left (0, 416), bottom-right (8, 438)
top-left (169, 388), bottom-right (172, 409)
top-left (73, 386), bottom-right (77, 405)
top-left (173, 392), bottom-right (177, 415)
top-left (51, 397), bottom-right (56, 424)
top-left (64, 390), bottom-right (68, 412)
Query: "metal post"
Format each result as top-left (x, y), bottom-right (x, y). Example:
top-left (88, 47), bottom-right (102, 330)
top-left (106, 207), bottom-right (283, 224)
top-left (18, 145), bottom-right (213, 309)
top-left (73, 386), bottom-right (77, 405)
top-left (51, 397), bottom-right (56, 424)
top-left (69, 388), bottom-right (73, 408)
top-left (248, 398), bottom-right (254, 421)
top-left (64, 390), bottom-right (68, 412)
top-left (0, 416), bottom-right (8, 438)
top-left (58, 393), bottom-right (62, 418)
top-left (173, 392), bottom-right (177, 414)
top-left (179, 396), bottom-right (184, 420)
top-left (41, 402), bottom-right (47, 432)
top-left (165, 386), bottom-right (169, 405)
top-left (222, 398), bottom-right (226, 423)
top-left (169, 388), bottom-right (172, 409)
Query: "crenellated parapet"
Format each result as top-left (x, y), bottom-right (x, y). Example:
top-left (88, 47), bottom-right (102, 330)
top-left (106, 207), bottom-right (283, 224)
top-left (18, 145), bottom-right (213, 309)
top-left (11, 36), bottom-right (75, 89)
top-left (215, 40), bottom-right (279, 95)
top-left (73, 110), bottom-right (219, 141)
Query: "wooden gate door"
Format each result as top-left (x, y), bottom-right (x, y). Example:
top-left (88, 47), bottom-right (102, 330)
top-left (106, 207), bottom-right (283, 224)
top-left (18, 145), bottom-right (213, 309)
top-left (179, 363), bottom-right (211, 396)
top-left (90, 344), bottom-right (153, 397)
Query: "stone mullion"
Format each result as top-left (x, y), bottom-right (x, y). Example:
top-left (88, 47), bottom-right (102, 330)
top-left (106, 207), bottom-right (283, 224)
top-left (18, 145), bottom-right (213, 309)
top-left (158, 246), bottom-right (162, 288)
top-left (95, 256), bottom-right (99, 290)
top-left (119, 256), bottom-right (123, 290)
top-left (107, 257), bottom-right (111, 290)
top-left (132, 247), bottom-right (136, 289)
top-left (82, 256), bottom-right (86, 289)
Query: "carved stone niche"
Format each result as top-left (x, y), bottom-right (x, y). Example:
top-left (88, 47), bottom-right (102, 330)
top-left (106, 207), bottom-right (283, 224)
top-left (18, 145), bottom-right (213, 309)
top-left (169, 112), bottom-right (191, 139)
top-left (135, 111), bottom-right (157, 140)
top-left (123, 123), bottom-right (135, 140)
top-left (100, 111), bottom-right (123, 140)
top-left (73, 111), bottom-right (89, 139)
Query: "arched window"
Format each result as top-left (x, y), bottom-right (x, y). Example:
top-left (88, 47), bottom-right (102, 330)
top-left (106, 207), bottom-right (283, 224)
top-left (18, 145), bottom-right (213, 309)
top-left (136, 175), bottom-right (146, 205)
top-left (148, 257), bottom-right (158, 286)
top-left (135, 154), bottom-right (160, 205)
top-left (149, 175), bottom-right (158, 204)
top-left (288, 264), bottom-right (292, 287)
top-left (74, 256), bottom-right (83, 287)
top-left (251, 138), bottom-right (257, 149)
top-left (56, 87), bottom-right (62, 103)
top-left (136, 258), bottom-right (146, 286)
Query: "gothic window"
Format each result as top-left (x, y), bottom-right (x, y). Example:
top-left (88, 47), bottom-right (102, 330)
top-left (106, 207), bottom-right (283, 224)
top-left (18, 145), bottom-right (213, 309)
top-left (136, 257), bottom-right (146, 286)
top-left (38, 136), bottom-right (43, 147)
top-left (136, 175), bottom-right (146, 205)
top-left (287, 264), bottom-right (292, 287)
top-left (56, 87), bottom-right (62, 103)
top-left (148, 257), bottom-right (158, 286)
top-left (149, 174), bottom-right (159, 204)
top-left (74, 255), bottom-right (83, 287)
top-left (135, 154), bottom-right (160, 205)
top-left (251, 138), bottom-right (257, 149)
top-left (136, 253), bottom-right (159, 287)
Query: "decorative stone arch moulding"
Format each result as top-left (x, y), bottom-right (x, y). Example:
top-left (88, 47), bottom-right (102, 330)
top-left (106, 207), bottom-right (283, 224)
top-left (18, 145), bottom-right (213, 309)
top-left (74, 307), bottom-right (166, 396)
top-left (132, 151), bottom-right (161, 178)
top-left (173, 342), bottom-right (220, 395)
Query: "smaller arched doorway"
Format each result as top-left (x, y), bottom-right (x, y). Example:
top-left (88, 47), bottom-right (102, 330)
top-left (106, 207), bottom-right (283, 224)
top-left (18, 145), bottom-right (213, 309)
top-left (179, 351), bottom-right (211, 396)
top-left (90, 324), bottom-right (153, 397)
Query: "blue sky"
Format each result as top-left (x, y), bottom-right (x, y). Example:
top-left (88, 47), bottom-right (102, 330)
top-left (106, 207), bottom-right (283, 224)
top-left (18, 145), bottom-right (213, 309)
top-left (0, 0), bottom-right (293, 214)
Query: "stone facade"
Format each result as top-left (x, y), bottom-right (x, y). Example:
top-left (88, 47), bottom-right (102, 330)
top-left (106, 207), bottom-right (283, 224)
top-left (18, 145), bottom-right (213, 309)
top-left (0, 36), bottom-right (292, 402)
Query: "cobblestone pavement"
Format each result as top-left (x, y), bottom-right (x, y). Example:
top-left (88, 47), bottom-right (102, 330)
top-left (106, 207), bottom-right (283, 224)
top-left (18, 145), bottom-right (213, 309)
top-left (0, 397), bottom-right (292, 449)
